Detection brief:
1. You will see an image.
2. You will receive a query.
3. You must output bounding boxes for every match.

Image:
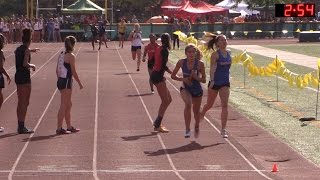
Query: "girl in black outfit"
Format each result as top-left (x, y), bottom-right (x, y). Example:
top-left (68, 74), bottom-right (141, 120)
top-left (98, 21), bottom-right (109, 50)
top-left (0, 33), bottom-right (11, 132)
top-left (150, 33), bottom-right (172, 133)
top-left (56, 36), bottom-right (83, 134)
top-left (91, 24), bottom-right (98, 51)
top-left (14, 28), bottom-right (39, 134)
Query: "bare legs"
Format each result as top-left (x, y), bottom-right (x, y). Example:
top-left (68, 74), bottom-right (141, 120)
top-left (201, 87), bottom-right (230, 137)
top-left (180, 89), bottom-right (202, 138)
top-left (132, 49), bottom-right (141, 71)
top-left (16, 84), bottom-right (33, 133)
top-left (16, 84), bottom-right (31, 123)
top-left (153, 81), bottom-right (172, 132)
top-left (147, 68), bottom-right (154, 92)
top-left (57, 89), bottom-right (72, 130)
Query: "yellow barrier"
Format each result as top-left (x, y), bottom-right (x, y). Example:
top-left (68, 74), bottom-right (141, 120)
top-left (175, 31), bottom-right (320, 89)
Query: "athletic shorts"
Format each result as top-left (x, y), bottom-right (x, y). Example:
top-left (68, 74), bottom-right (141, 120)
top-left (57, 77), bottom-right (72, 90)
top-left (180, 87), bottom-right (203, 97)
top-left (15, 70), bottom-right (31, 85)
top-left (131, 46), bottom-right (141, 52)
top-left (208, 81), bottom-right (230, 90)
top-left (0, 74), bottom-right (4, 88)
top-left (150, 71), bottom-right (165, 84)
top-left (119, 32), bottom-right (125, 36)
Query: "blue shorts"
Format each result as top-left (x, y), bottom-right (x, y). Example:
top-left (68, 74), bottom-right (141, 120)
top-left (209, 81), bottom-right (230, 90)
top-left (57, 77), bottom-right (72, 90)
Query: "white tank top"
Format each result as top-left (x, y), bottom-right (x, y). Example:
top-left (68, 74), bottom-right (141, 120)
top-left (131, 31), bottom-right (143, 46)
top-left (57, 52), bottom-right (67, 78)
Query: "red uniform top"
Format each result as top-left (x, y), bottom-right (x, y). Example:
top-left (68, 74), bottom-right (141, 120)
top-left (153, 46), bottom-right (169, 72)
top-left (145, 43), bottom-right (160, 61)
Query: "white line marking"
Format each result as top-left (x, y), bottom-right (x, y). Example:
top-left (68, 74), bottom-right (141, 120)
top-left (114, 42), bottom-right (185, 180)
top-left (3, 47), bottom-right (64, 104)
top-left (92, 50), bottom-right (100, 180)
top-left (0, 169), bottom-right (269, 173)
top-left (7, 46), bottom-right (82, 180)
top-left (164, 65), bottom-right (273, 180)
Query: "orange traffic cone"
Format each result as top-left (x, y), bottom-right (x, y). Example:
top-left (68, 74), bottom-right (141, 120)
top-left (272, 163), bottom-right (278, 172)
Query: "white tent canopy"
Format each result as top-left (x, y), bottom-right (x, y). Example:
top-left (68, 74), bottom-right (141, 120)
top-left (216, 0), bottom-right (259, 16)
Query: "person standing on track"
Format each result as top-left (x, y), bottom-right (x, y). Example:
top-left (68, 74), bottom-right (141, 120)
top-left (90, 23), bottom-right (98, 51)
top-left (200, 34), bottom-right (231, 138)
top-left (118, 18), bottom-right (126, 48)
top-left (56, 36), bottom-right (83, 135)
top-left (98, 20), bottom-right (109, 50)
top-left (150, 33), bottom-right (172, 133)
top-left (171, 44), bottom-right (206, 138)
top-left (142, 33), bottom-right (159, 94)
top-left (0, 33), bottom-right (11, 132)
top-left (128, 23), bottom-right (143, 71)
top-left (14, 28), bottom-right (39, 134)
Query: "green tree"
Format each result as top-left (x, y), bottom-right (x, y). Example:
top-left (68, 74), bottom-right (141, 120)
top-left (0, 0), bottom-right (26, 17)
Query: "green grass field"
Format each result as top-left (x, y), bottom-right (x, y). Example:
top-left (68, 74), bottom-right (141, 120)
top-left (169, 43), bottom-right (320, 166)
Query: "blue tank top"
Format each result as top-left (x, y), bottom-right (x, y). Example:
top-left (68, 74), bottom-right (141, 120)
top-left (182, 59), bottom-right (202, 92)
top-left (213, 50), bottom-right (231, 85)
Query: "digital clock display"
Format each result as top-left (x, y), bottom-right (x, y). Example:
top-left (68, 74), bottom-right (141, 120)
top-left (275, 4), bottom-right (315, 17)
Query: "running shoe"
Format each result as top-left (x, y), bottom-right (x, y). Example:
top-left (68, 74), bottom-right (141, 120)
top-left (56, 128), bottom-right (71, 135)
top-left (221, 129), bottom-right (228, 138)
top-left (194, 127), bottom-right (200, 138)
top-left (185, 130), bottom-right (191, 138)
top-left (0, 127), bottom-right (4, 132)
top-left (67, 126), bottom-right (80, 133)
top-left (18, 127), bottom-right (34, 134)
top-left (154, 126), bottom-right (169, 133)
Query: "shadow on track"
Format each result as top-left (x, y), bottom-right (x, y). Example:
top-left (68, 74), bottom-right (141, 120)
top-left (22, 134), bottom-right (61, 142)
top-left (144, 141), bottom-right (224, 156)
top-left (121, 132), bottom-right (158, 141)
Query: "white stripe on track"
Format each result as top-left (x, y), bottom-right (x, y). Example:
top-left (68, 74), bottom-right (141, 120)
top-left (114, 43), bottom-right (185, 180)
top-left (0, 169), bottom-right (269, 173)
top-left (92, 50), bottom-right (100, 180)
top-left (3, 47), bottom-right (63, 104)
top-left (7, 46), bottom-right (82, 180)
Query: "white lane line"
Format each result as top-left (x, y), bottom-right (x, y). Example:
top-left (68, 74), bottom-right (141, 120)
top-left (0, 169), bottom-right (269, 173)
top-left (3, 47), bottom-right (63, 104)
top-left (7, 46), bottom-right (82, 180)
top-left (92, 50), bottom-right (100, 180)
top-left (164, 71), bottom-right (273, 180)
top-left (114, 43), bottom-right (185, 180)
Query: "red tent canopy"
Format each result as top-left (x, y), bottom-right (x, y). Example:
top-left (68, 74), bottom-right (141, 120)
top-left (161, 0), bottom-right (228, 21)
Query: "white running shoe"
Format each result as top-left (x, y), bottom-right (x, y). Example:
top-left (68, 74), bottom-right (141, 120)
top-left (0, 127), bottom-right (4, 132)
top-left (185, 130), bottom-right (191, 138)
top-left (221, 129), bottom-right (228, 138)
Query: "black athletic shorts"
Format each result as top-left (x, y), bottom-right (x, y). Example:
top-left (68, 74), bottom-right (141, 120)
top-left (150, 71), bottom-right (165, 84)
top-left (0, 74), bottom-right (4, 88)
top-left (15, 70), bottom-right (31, 85)
top-left (57, 77), bottom-right (72, 90)
top-left (131, 46), bottom-right (141, 52)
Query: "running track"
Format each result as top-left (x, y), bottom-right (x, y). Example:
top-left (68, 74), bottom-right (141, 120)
top-left (0, 41), bottom-right (319, 180)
